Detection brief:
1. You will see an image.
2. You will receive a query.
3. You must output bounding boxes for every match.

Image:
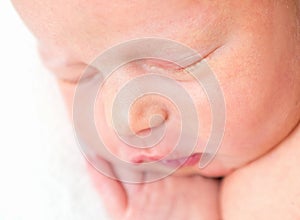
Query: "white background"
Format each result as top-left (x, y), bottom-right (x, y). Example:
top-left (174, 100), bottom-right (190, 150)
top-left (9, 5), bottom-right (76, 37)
top-left (0, 1), bottom-right (108, 219)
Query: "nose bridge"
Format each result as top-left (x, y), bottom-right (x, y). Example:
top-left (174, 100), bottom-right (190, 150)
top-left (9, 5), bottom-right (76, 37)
top-left (102, 62), bottom-right (169, 136)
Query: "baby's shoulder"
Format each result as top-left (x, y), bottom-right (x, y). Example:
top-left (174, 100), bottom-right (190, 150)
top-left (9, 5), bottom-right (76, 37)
top-left (221, 123), bottom-right (300, 219)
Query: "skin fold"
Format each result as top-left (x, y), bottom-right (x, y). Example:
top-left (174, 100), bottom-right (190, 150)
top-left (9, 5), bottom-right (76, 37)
top-left (12, 0), bottom-right (300, 219)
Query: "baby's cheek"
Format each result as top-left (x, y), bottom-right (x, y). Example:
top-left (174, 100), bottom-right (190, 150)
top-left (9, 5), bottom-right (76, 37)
top-left (205, 27), bottom-right (300, 164)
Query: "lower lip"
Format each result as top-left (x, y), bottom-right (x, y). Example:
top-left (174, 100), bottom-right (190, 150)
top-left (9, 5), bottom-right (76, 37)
top-left (160, 153), bottom-right (202, 168)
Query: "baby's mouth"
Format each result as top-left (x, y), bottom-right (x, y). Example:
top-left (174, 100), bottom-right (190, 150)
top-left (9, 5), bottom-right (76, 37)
top-left (159, 153), bottom-right (202, 168)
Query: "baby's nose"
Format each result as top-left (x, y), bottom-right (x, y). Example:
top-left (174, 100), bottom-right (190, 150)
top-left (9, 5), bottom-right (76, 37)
top-left (103, 63), bottom-right (169, 136)
top-left (111, 92), bottom-right (170, 154)
top-left (124, 96), bottom-right (168, 137)
top-left (99, 63), bottom-right (174, 154)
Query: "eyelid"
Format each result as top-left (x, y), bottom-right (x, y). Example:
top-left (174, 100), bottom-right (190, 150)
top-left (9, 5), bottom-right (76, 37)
top-left (142, 58), bottom-right (204, 82)
top-left (141, 45), bottom-right (220, 81)
top-left (140, 65), bottom-right (184, 82)
top-left (50, 63), bottom-right (99, 84)
top-left (55, 44), bottom-right (219, 84)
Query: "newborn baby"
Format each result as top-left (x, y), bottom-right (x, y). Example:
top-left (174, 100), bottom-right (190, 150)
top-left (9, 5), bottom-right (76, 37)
top-left (12, 0), bottom-right (300, 219)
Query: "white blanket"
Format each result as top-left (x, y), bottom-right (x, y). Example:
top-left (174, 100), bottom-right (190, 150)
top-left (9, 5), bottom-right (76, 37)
top-left (0, 2), bottom-right (109, 219)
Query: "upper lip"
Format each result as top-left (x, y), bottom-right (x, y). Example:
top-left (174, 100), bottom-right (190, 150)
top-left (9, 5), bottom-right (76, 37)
top-left (131, 155), bottom-right (163, 163)
top-left (130, 153), bottom-right (201, 164)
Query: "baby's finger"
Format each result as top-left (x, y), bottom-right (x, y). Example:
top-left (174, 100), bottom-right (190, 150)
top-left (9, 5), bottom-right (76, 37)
top-left (112, 165), bottom-right (145, 197)
top-left (86, 158), bottom-right (127, 218)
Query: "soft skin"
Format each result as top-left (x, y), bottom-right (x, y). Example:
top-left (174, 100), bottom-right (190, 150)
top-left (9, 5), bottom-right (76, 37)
top-left (12, 0), bottom-right (300, 219)
top-left (221, 120), bottom-right (300, 219)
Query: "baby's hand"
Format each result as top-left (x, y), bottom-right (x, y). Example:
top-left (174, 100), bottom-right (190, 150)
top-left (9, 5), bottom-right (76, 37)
top-left (88, 159), bottom-right (220, 220)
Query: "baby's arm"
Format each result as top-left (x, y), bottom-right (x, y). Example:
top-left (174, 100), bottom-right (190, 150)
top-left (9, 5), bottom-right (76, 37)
top-left (221, 123), bottom-right (300, 220)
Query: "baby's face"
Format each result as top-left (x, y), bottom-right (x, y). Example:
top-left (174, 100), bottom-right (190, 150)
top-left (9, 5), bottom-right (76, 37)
top-left (13, 0), bottom-right (300, 176)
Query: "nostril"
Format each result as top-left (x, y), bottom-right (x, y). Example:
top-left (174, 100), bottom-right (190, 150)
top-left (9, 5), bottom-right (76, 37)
top-left (136, 127), bottom-right (152, 137)
top-left (132, 113), bottom-right (167, 137)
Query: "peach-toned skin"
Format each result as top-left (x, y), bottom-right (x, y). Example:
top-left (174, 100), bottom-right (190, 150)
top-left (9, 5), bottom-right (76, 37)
top-left (12, 0), bottom-right (300, 219)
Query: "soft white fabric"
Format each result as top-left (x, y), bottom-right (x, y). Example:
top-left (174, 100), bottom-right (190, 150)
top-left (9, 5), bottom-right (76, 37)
top-left (0, 2), bottom-right (109, 219)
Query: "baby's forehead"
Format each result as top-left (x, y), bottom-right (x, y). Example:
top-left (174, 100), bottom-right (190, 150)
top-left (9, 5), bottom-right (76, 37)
top-left (21, 0), bottom-right (226, 37)
top-left (17, 0), bottom-right (286, 69)
top-left (36, 1), bottom-right (227, 63)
